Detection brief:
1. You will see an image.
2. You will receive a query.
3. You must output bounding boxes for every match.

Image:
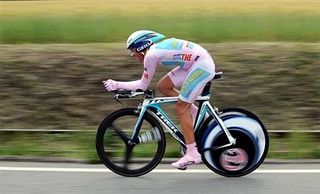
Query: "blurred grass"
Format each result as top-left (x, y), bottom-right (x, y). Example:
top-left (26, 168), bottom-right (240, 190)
top-left (0, 0), bottom-right (319, 43)
top-left (0, 43), bottom-right (319, 160)
top-left (2, 0), bottom-right (319, 16)
top-left (269, 133), bottom-right (320, 159)
top-left (0, 131), bottom-right (180, 163)
top-left (0, 131), bottom-right (319, 162)
top-left (0, 131), bottom-right (97, 161)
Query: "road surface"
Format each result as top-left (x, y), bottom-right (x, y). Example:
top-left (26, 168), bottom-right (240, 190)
top-left (0, 161), bottom-right (319, 194)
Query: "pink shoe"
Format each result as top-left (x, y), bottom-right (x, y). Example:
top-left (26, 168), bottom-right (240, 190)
top-left (171, 152), bottom-right (202, 170)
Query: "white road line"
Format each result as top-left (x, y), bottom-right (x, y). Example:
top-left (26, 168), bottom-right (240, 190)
top-left (0, 167), bottom-right (320, 174)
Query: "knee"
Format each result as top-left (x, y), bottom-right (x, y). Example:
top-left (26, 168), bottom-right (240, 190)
top-left (157, 79), bottom-right (173, 94)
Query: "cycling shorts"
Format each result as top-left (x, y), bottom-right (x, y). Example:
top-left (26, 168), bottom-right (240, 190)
top-left (168, 56), bottom-right (215, 103)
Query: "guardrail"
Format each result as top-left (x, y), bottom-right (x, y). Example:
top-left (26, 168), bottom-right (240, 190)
top-left (0, 129), bottom-right (319, 133)
top-left (0, 129), bottom-right (93, 132)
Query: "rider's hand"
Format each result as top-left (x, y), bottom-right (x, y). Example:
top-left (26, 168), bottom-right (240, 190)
top-left (103, 79), bottom-right (118, 91)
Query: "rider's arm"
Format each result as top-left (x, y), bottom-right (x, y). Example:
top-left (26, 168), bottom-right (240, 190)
top-left (116, 54), bottom-right (158, 91)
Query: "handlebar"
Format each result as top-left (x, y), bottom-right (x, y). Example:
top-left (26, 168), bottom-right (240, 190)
top-left (112, 89), bottom-right (155, 100)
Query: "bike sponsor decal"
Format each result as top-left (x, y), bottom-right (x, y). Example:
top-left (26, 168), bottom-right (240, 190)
top-left (155, 111), bottom-right (180, 133)
top-left (148, 99), bottom-right (165, 104)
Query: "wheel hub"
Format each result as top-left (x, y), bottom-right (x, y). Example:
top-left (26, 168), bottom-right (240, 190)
top-left (219, 148), bottom-right (248, 171)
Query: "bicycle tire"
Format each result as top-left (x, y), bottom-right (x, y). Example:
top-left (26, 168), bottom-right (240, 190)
top-left (200, 108), bottom-right (269, 177)
top-left (96, 108), bottom-right (166, 177)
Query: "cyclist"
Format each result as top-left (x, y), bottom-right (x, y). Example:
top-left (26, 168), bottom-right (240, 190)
top-left (103, 30), bottom-right (216, 170)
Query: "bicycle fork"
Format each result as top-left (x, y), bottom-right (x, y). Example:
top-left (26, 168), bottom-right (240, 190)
top-left (128, 102), bottom-right (162, 145)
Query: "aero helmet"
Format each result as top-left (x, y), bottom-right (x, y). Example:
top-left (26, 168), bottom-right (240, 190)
top-left (126, 30), bottom-right (165, 56)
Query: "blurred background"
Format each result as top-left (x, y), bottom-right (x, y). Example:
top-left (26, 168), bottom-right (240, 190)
top-left (0, 0), bottom-right (319, 162)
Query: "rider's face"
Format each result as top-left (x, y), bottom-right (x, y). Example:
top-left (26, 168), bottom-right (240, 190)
top-left (130, 49), bottom-right (145, 63)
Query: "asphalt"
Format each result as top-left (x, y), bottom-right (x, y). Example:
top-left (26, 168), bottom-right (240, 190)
top-left (0, 156), bottom-right (319, 165)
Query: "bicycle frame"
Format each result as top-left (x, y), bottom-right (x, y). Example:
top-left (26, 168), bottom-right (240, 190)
top-left (97, 70), bottom-right (268, 177)
top-left (129, 94), bottom-right (236, 148)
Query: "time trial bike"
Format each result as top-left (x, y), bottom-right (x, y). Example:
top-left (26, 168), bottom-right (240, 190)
top-left (96, 71), bottom-right (269, 177)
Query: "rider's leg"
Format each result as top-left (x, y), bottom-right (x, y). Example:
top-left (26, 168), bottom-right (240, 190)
top-left (157, 70), bottom-right (199, 124)
top-left (171, 99), bottom-right (202, 169)
top-left (171, 61), bottom-right (216, 169)
top-left (175, 100), bottom-right (194, 144)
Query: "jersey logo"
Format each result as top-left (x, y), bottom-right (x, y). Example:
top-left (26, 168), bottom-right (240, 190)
top-left (143, 72), bottom-right (149, 79)
top-left (173, 54), bottom-right (192, 61)
top-left (137, 41), bottom-right (153, 52)
top-left (172, 41), bottom-right (177, 48)
top-left (186, 42), bottom-right (194, 49)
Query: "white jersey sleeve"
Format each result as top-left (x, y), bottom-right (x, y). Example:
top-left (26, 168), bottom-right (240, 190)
top-left (116, 52), bottom-right (158, 91)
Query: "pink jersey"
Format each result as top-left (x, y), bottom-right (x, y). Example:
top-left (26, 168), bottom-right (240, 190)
top-left (117, 38), bottom-right (213, 91)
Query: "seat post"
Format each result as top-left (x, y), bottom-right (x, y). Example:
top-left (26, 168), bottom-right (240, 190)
top-left (201, 81), bottom-right (212, 96)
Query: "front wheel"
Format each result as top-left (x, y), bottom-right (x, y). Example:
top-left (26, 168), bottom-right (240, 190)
top-left (96, 108), bottom-right (166, 177)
